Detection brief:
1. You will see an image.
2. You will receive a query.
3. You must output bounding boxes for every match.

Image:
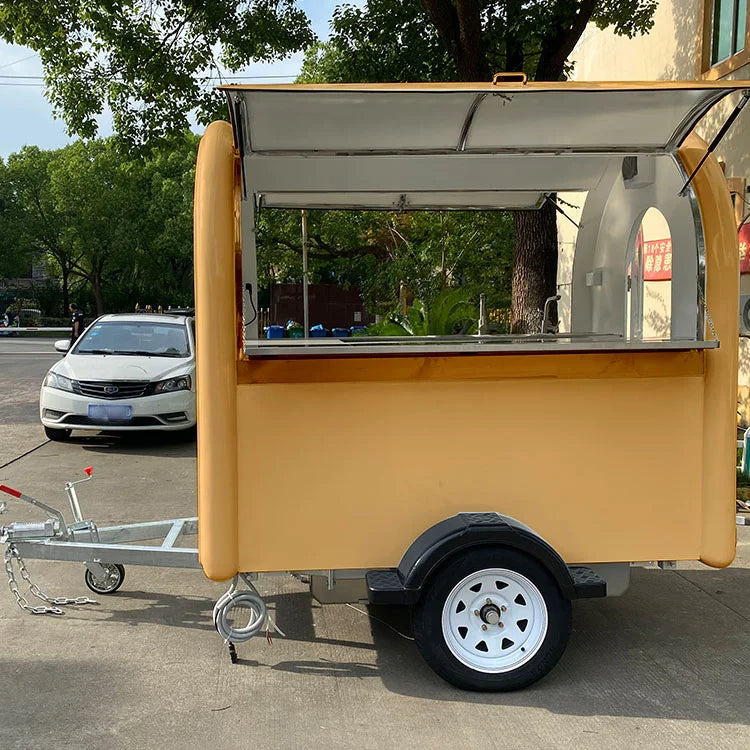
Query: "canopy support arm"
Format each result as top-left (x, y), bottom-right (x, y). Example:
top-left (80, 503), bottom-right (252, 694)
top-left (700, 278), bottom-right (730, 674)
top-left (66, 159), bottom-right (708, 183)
top-left (230, 95), bottom-right (249, 199)
top-left (456, 94), bottom-right (487, 151)
top-left (544, 194), bottom-right (582, 229)
top-left (678, 89), bottom-right (750, 197)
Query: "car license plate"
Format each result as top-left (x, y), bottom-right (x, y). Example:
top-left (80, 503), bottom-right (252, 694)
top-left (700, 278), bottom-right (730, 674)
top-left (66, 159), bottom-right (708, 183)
top-left (88, 404), bottom-right (133, 421)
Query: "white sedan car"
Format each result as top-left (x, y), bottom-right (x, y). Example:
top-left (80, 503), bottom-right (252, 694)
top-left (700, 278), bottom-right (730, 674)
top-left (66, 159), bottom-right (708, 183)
top-left (40, 313), bottom-right (196, 440)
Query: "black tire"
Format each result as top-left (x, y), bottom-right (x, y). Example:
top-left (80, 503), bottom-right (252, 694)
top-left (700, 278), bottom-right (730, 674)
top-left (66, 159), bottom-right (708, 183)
top-left (84, 563), bottom-right (125, 594)
top-left (44, 426), bottom-right (72, 441)
top-left (412, 546), bottom-right (571, 691)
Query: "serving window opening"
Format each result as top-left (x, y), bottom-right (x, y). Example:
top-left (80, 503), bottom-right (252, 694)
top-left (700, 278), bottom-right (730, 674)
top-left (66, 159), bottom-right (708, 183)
top-left (224, 85), bottom-right (730, 359)
top-left (242, 164), bottom-right (710, 358)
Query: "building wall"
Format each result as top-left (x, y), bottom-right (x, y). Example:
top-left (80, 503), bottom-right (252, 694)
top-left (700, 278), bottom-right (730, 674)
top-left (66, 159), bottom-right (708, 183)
top-left (560, 0), bottom-right (750, 418)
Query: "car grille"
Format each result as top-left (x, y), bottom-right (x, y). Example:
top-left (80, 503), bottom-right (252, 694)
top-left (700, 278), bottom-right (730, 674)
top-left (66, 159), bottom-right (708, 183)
top-left (72, 380), bottom-right (150, 399)
top-left (65, 415), bottom-right (162, 426)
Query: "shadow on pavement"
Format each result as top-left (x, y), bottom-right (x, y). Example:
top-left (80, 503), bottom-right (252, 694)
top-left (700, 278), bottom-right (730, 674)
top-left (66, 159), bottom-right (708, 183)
top-left (369, 567), bottom-right (750, 725)
top-left (66, 429), bottom-right (197, 457)
top-left (270, 659), bottom-right (380, 677)
top-left (69, 589), bottom-right (216, 631)
top-left (56, 565), bottom-right (750, 724)
top-left (76, 588), bottom-right (378, 652)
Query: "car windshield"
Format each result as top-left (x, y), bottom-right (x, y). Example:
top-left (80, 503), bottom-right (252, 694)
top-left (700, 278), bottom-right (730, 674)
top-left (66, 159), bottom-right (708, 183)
top-left (74, 321), bottom-right (190, 357)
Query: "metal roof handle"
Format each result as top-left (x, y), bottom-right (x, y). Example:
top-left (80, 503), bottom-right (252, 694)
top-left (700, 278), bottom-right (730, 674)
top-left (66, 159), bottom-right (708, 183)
top-left (492, 72), bottom-right (527, 85)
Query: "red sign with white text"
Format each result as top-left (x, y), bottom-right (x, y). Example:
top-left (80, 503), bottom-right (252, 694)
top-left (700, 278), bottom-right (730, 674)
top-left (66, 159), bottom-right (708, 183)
top-left (740, 223), bottom-right (750, 274)
top-left (641, 238), bottom-right (672, 281)
top-left (636, 225), bottom-right (750, 278)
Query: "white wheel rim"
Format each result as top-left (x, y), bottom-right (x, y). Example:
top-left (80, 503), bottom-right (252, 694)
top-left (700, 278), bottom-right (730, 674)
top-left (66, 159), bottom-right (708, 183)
top-left (441, 567), bottom-right (548, 674)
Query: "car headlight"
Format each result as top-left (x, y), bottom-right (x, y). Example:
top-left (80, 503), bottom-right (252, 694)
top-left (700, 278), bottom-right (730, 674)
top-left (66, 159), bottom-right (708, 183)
top-left (152, 375), bottom-right (192, 394)
top-left (44, 371), bottom-right (75, 393)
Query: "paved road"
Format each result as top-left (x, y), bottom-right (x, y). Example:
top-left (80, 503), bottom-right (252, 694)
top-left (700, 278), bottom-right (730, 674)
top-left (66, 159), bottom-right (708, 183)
top-left (0, 338), bottom-right (60, 457)
top-left (0, 350), bottom-right (749, 749)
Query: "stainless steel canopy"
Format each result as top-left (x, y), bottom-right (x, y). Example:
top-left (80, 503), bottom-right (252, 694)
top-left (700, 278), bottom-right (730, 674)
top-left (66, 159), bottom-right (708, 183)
top-left (222, 81), bottom-right (747, 156)
top-left (221, 81), bottom-right (747, 211)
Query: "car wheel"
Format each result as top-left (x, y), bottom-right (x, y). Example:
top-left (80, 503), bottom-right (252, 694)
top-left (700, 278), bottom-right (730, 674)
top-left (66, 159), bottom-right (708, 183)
top-left (44, 426), bottom-right (72, 441)
top-left (412, 547), bottom-right (571, 691)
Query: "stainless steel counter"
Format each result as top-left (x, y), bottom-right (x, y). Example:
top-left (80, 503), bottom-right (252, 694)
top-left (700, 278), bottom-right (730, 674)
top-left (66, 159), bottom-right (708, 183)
top-left (244, 334), bottom-right (718, 358)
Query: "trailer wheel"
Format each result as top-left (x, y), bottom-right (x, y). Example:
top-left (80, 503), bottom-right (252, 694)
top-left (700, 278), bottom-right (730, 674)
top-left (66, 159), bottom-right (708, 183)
top-left (412, 547), bottom-right (571, 691)
top-left (84, 563), bottom-right (125, 594)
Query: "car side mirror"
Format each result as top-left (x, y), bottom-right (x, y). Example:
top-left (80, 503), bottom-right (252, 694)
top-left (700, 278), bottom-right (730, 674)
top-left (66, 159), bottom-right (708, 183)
top-left (54, 339), bottom-right (71, 353)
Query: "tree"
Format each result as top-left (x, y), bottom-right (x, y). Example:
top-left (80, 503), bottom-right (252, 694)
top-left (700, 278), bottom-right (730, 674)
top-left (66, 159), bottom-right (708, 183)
top-left (126, 134), bottom-right (199, 308)
top-left (0, 137), bottom-right (197, 316)
top-left (0, 1), bottom-right (314, 145)
top-left (0, 159), bottom-right (30, 279)
top-left (1, 146), bottom-right (80, 311)
top-left (45, 137), bottom-right (198, 315)
top-left (45, 140), bottom-right (137, 314)
top-left (301, 0), bottom-right (658, 332)
top-left (257, 208), bottom-right (514, 316)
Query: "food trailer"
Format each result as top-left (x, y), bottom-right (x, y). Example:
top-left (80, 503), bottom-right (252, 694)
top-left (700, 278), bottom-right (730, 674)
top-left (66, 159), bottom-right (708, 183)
top-left (2, 79), bottom-right (748, 691)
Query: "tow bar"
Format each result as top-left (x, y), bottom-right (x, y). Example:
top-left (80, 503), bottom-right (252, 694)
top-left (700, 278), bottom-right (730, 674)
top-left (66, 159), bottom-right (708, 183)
top-left (0, 469), bottom-right (283, 660)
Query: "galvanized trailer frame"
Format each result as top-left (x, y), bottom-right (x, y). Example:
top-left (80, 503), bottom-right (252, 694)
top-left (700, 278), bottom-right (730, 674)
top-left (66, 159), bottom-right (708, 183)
top-left (1, 471), bottom-right (199, 580)
top-left (11, 517), bottom-right (200, 570)
top-left (1, 470), bottom-right (276, 654)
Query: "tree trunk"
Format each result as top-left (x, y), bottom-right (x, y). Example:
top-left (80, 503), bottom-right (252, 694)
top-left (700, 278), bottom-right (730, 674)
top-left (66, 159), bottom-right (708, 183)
top-left (511, 199), bottom-right (558, 334)
top-left (61, 265), bottom-right (70, 315)
top-left (421, 0), bottom-right (492, 81)
top-left (422, 0), bottom-right (598, 333)
top-left (91, 272), bottom-right (105, 316)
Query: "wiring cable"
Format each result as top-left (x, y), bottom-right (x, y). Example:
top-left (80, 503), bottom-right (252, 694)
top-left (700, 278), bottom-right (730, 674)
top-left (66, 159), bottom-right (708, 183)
top-left (243, 283), bottom-right (258, 327)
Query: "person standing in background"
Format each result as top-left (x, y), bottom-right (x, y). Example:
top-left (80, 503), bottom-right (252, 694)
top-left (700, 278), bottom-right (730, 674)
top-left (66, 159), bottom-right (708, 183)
top-left (69, 303), bottom-right (85, 345)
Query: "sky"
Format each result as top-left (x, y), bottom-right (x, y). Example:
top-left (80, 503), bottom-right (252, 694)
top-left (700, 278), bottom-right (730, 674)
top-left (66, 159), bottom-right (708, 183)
top-left (0, 0), bottom-right (344, 158)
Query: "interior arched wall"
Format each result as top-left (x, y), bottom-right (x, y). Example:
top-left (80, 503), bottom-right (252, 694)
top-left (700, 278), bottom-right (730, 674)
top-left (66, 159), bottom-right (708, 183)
top-left (571, 154), bottom-right (700, 340)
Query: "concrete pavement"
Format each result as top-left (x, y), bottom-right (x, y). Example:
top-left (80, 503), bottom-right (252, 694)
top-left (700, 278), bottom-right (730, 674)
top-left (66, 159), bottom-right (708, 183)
top-left (0, 344), bottom-right (749, 749)
top-left (0, 338), bottom-right (59, 457)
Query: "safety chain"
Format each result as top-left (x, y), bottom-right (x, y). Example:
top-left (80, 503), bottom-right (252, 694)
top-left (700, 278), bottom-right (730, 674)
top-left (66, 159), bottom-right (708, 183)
top-left (698, 286), bottom-right (718, 343)
top-left (4, 543), bottom-right (97, 615)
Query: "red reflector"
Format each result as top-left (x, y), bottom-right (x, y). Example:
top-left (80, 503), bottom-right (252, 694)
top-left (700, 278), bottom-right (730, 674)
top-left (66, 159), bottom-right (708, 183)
top-left (0, 484), bottom-right (22, 498)
top-left (84, 466), bottom-right (93, 477)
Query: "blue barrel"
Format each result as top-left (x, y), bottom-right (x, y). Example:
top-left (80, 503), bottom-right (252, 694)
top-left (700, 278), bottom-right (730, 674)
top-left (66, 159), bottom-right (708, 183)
top-left (309, 325), bottom-right (329, 338)
top-left (332, 327), bottom-right (350, 337)
top-left (266, 325), bottom-right (284, 339)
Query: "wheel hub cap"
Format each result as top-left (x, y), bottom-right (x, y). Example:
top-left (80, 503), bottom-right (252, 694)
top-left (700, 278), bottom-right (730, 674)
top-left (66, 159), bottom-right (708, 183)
top-left (479, 602), bottom-right (501, 625)
top-left (441, 567), bottom-right (549, 674)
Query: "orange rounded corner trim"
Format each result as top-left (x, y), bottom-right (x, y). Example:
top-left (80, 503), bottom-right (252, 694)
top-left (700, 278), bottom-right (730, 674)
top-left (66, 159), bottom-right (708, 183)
top-left (194, 121), bottom-right (240, 581)
top-left (679, 133), bottom-right (739, 568)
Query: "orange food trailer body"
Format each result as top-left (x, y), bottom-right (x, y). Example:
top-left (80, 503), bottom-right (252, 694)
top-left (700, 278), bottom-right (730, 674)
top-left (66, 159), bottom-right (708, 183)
top-left (194, 81), bottom-right (746, 690)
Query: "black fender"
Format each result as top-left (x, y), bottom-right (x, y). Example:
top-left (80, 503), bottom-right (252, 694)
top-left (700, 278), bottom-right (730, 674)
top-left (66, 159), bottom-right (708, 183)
top-left (366, 513), bottom-right (605, 605)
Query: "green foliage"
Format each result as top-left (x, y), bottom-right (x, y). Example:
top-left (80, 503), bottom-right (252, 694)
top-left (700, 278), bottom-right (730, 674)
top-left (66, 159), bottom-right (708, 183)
top-left (4, 297), bottom-right (37, 314)
top-left (0, 2), bottom-right (660, 147)
top-left (0, 146), bottom-right (73, 294)
top-left (257, 208), bottom-right (514, 317)
top-left (0, 159), bottom-right (31, 278)
top-left (0, 135), bottom-right (197, 316)
top-left (299, 3), bottom-right (454, 83)
top-left (300, 1), bottom-right (659, 332)
top-left (0, 1), bottom-right (313, 145)
top-left (367, 287), bottom-right (479, 336)
top-left (301, 1), bottom-right (659, 84)
top-left (591, 1), bottom-right (659, 38)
